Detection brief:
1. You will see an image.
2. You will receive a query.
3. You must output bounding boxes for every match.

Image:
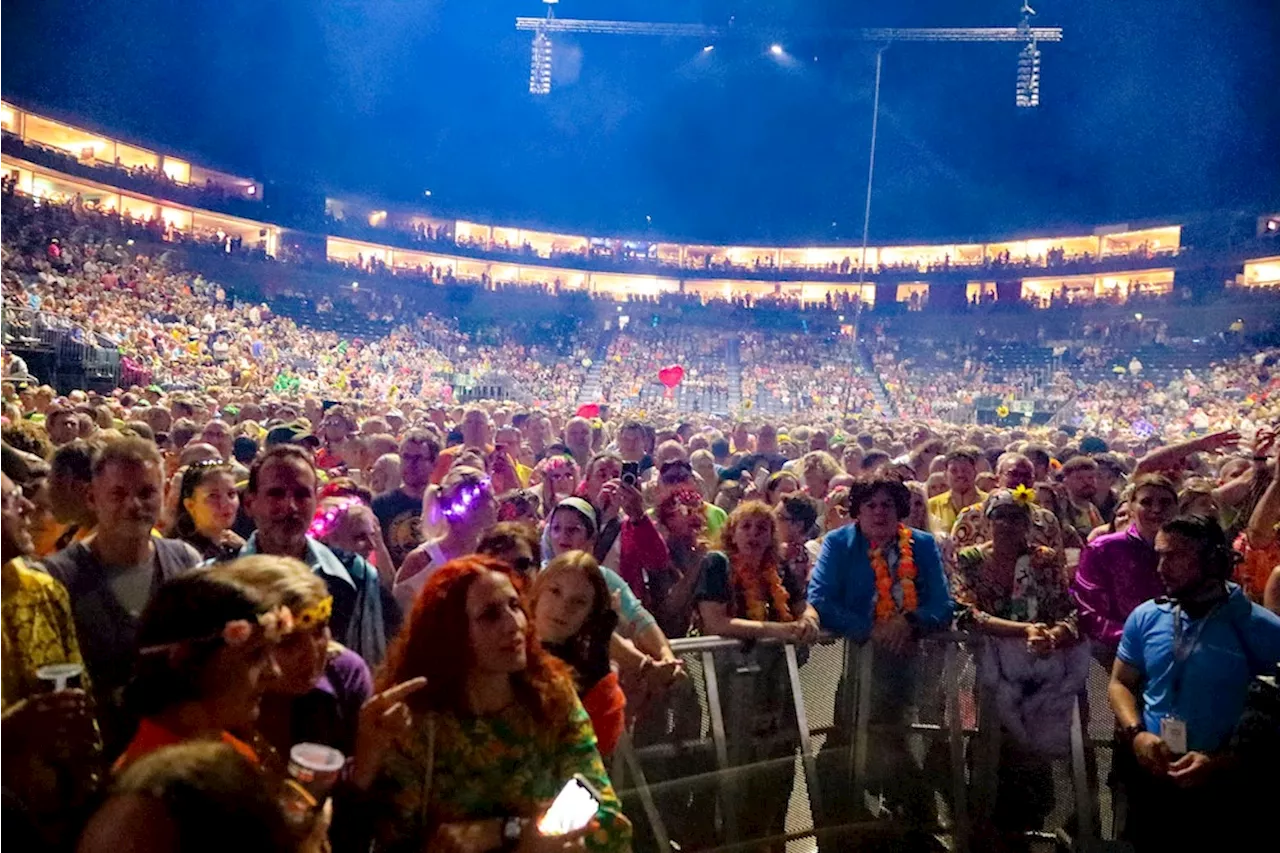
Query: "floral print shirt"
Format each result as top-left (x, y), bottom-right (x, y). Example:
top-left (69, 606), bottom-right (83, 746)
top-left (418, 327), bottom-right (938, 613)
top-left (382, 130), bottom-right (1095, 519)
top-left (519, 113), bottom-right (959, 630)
top-left (1, 557), bottom-right (87, 709)
top-left (374, 695), bottom-right (631, 853)
top-left (953, 544), bottom-right (1078, 633)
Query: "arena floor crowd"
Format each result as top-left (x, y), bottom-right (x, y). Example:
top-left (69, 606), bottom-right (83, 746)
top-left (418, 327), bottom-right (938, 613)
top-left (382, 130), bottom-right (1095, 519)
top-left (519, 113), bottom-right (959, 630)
top-left (3, 185), bottom-right (1280, 853)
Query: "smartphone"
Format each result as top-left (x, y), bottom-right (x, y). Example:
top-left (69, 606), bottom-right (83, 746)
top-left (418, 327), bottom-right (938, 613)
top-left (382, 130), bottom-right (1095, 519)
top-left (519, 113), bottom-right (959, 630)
top-left (621, 461), bottom-right (640, 487)
top-left (537, 774), bottom-right (601, 836)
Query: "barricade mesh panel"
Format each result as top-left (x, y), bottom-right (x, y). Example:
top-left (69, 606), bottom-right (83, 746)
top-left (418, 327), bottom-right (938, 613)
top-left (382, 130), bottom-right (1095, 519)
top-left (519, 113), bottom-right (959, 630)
top-left (614, 635), bottom-right (1119, 852)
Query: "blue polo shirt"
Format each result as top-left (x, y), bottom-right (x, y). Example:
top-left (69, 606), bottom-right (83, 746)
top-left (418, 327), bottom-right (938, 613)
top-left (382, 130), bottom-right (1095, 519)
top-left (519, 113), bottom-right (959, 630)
top-left (1117, 584), bottom-right (1280, 753)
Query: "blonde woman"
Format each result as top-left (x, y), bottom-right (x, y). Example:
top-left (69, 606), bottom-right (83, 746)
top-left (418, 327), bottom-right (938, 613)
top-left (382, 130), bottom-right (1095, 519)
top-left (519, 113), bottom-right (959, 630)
top-left (206, 555), bottom-right (372, 762)
top-left (694, 500), bottom-right (819, 848)
top-left (393, 466), bottom-right (496, 612)
top-left (801, 450), bottom-right (842, 500)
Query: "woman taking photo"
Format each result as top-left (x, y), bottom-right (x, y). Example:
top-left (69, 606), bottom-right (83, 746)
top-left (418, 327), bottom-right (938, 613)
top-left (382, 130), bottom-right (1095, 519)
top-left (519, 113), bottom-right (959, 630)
top-left (528, 551), bottom-right (626, 757)
top-left (365, 556), bottom-right (632, 853)
top-left (394, 466), bottom-right (497, 613)
top-left (167, 460), bottom-right (244, 561)
top-left (775, 493), bottom-right (821, 590)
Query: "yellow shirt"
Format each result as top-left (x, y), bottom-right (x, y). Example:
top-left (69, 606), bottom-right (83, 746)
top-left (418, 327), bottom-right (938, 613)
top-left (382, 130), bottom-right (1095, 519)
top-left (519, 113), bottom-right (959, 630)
top-left (1, 557), bottom-right (87, 710)
top-left (928, 489), bottom-right (988, 536)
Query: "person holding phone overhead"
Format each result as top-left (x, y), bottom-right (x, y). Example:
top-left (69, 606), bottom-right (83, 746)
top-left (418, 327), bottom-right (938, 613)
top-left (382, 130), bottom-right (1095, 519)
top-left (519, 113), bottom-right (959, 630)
top-left (365, 555), bottom-right (632, 853)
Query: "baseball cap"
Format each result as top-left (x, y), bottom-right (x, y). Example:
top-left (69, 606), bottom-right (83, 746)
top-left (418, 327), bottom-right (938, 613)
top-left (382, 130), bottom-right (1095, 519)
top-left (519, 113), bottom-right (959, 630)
top-left (265, 422), bottom-right (320, 448)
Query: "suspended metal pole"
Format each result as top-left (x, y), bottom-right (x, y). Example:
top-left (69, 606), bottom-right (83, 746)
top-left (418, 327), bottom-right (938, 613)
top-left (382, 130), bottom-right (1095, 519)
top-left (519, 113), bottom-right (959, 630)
top-left (852, 45), bottom-right (886, 344)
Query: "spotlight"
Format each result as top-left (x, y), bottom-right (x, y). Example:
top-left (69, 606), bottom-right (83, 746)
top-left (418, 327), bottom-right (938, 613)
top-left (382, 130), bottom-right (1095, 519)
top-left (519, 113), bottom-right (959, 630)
top-left (702, 44), bottom-right (714, 53)
top-left (529, 30), bottom-right (553, 95)
top-left (770, 44), bottom-right (784, 56)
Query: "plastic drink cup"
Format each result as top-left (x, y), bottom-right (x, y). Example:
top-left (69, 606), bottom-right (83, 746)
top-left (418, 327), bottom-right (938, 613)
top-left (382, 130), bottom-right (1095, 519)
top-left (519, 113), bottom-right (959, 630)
top-left (287, 743), bottom-right (344, 799)
top-left (36, 663), bottom-right (84, 691)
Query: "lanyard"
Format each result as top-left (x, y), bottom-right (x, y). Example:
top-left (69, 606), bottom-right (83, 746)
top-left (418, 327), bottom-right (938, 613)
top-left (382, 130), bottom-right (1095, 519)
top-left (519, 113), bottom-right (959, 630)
top-left (1169, 600), bottom-right (1224, 705)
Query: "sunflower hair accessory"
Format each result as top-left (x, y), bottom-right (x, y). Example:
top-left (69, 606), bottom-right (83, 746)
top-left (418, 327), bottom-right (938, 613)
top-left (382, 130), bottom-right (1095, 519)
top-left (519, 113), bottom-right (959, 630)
top-left (293, 596), bottom-right (333, 631)
top-left (1010, 484), bottom-right (1037, 505)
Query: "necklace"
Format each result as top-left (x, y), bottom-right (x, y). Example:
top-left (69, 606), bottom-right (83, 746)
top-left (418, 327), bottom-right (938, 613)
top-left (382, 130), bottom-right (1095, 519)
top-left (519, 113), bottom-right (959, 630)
top-left (870, 525), bottom-right (918, 622)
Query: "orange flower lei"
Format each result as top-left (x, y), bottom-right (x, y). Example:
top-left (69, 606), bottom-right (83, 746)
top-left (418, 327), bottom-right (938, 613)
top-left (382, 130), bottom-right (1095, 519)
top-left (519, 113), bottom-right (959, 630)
top-left (730, 559), bottom-right (795, 623)
top-left (871, 525), bottom-right (918, 622)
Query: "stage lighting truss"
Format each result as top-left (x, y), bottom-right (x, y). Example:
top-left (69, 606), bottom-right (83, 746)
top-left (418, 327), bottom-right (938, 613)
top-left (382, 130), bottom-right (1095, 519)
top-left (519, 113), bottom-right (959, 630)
top-left (515, 4), bottom-right (1062, 108)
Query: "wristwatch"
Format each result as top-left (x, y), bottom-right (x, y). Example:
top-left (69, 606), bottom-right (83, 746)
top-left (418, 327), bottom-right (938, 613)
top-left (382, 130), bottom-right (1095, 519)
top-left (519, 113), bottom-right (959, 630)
top-left (1118, 723), bottom-right (1144, 749)
top-left (499, 816), bottom-right (526, 852)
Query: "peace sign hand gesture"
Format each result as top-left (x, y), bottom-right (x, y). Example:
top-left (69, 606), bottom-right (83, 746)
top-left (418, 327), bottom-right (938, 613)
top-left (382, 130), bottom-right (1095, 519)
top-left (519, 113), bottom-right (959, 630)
top-left (352, 676), bottom-right (428, 790)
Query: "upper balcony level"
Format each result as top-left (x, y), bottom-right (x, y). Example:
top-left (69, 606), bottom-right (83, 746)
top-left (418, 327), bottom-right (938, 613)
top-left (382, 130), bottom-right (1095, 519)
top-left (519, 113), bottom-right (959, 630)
top-left (1, 100), bottom-right (263, 218)
top-left (325, 193), bottom-right (1186, 284)
top-left (2, 96), bottom-right (1278, 311)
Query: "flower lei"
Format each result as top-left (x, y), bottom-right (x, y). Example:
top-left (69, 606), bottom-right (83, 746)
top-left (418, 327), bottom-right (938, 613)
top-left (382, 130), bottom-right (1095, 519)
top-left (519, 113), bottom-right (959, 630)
top-left (730, 558), bottom-right (794, 623)
top-left (871, 525), bottom-right (918, 623)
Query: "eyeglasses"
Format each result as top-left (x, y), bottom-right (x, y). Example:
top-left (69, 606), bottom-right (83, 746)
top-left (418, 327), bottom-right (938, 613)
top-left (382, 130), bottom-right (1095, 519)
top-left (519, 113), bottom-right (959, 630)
top-left (511, 556), bottom-right (535, 574)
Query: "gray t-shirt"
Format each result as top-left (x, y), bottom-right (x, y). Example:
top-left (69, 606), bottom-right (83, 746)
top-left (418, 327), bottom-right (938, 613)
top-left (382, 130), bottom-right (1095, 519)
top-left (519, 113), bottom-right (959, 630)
top-left (41, 538), bottom-right (201, 752)
top-left (107, 560), bottom-right (157, 619)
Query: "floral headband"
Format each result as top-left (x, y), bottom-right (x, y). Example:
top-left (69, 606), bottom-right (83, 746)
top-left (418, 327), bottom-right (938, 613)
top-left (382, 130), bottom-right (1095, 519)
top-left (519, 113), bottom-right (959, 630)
top-left (139, 605), bottom-right (295, 657)
top-left (308, 497), bottom-right (362, 539)
top-left (441, 476), bottom-right (493, 520)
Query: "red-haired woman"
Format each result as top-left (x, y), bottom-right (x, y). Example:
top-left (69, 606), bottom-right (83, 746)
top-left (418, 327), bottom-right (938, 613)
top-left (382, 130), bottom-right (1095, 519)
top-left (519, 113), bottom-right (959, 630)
top-left (695, 500), bottom-right (819, 848)
top-left (363, 556), bottom-right (631, 853)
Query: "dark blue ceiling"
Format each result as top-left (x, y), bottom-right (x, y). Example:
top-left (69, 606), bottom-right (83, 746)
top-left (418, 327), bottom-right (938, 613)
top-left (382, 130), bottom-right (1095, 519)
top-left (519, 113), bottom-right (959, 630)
top-left (3, 1), bottom-right (1278, 243)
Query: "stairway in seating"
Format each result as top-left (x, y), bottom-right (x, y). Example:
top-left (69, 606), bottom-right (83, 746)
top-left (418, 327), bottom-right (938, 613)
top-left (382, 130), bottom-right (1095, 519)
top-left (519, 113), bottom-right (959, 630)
top-left (726, 336), bottom-right (743, 413)
top-left (575, 330), bottom-right (613, 405)
top-left (857, 339), bottom-right (898, 419)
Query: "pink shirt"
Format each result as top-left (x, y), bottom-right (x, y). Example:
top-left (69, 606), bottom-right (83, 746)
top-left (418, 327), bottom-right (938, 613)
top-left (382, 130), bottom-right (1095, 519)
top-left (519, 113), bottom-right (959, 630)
top-left (1070, 526), bottom-right (1164, 650)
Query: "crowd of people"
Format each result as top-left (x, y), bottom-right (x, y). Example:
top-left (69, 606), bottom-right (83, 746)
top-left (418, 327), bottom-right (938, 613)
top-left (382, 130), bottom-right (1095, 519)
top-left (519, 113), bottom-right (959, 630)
top-left (3, 372), bottom-right (1280, 852)
top-left (596, 328), bottom-right (730, 413)
top-left (2, 187), bottom-right (1280, 853)
top-left (738, 332), bottom-right (881, 419)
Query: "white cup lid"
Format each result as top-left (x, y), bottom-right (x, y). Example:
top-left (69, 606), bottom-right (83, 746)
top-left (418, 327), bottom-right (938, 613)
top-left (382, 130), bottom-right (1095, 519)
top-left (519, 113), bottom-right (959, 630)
top-left (289, 742), bottom-right (345, 772)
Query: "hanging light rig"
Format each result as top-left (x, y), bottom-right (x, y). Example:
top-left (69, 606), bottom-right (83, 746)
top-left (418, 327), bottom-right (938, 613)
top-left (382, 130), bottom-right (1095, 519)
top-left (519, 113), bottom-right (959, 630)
top-left (1016, 3), bottom-right (1042, 108)
top-left (519, 2), bottom-right (1061, 107)
top-left (529, 0), bottom-right (557, 95)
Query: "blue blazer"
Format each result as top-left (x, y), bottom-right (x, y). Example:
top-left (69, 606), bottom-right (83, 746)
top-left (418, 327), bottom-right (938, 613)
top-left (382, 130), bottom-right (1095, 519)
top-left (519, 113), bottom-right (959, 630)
top-left (807, 525), bottom-right (954, 643)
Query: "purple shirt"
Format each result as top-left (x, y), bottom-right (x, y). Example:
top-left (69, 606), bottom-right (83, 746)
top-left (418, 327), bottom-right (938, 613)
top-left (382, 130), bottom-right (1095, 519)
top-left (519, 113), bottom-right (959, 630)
top-left (271, 647), bottom-right (372, 759)
top-left (1070, 526), bottom-right (1164, 651)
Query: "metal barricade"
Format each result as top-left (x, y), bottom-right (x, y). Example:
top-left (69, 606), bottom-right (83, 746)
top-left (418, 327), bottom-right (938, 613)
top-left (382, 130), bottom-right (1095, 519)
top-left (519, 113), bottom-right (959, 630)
top-left (611, 631), bottom-right (1116, 853)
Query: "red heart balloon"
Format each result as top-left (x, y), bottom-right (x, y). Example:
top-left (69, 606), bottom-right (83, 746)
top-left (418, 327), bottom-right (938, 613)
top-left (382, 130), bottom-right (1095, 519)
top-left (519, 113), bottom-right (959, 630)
top-left (575, 403), bottom-right (600, 419)
top-left (658, 365), bottom-right (685, 389)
